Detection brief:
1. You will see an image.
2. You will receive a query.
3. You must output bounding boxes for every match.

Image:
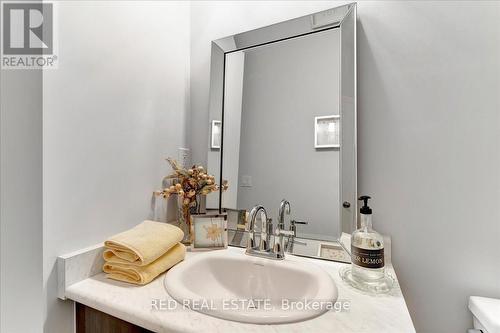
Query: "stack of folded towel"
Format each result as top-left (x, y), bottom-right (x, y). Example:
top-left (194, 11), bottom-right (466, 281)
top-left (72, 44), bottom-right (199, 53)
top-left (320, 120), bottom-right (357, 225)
top-left (103, 220), bottom-right (185, 285)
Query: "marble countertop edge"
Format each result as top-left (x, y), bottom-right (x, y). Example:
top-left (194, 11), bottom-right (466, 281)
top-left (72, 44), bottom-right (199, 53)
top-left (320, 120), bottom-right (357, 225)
top-left (62, 247), bottom-right (415, 333)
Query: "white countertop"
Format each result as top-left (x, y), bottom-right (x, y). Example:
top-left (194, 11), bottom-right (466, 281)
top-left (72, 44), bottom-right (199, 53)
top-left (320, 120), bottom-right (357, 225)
top-left (65, 247), bottom-right (415, 333)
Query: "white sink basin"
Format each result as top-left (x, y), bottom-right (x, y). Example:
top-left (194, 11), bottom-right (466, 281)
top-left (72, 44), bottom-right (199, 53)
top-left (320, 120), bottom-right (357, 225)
top-left (164, 249), bottom-right (338, 324)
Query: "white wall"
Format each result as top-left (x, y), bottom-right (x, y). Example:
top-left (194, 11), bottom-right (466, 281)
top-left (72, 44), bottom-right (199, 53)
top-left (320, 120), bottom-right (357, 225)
top-left (42, 2), bottom-right (190, 332)
top-left (1, 69), bottom-right (44, 333)
top-left (218, 52), bottom-right (244, 209)
top-left (190, 1), bottom-right (500, 332)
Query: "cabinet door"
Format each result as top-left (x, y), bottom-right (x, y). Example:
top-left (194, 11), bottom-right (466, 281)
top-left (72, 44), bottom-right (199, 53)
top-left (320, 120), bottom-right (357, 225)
top-left (76, 303), bottom-right (155, 333)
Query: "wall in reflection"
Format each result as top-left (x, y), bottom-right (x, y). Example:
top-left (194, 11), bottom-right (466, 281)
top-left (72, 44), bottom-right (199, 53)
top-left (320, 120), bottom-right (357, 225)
top-left (221, 28), bottom-right (341, 240)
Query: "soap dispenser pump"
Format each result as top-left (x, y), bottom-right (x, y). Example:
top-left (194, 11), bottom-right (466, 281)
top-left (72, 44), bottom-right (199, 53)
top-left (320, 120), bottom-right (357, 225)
top-left (340, 195), bottom-right (394, 293)
top-left (350, 195), bottom-right (385, 281)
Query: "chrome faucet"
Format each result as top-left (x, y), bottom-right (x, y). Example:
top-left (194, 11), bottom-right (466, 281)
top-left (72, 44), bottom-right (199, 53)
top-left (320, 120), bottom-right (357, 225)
top-left (278, 199), bottom-right (290, 230)
top-left (246, 205), bottom-right (271, 252)
top-left (246, 203), bottom-right (297, 260)
top-left (276, 200), bottom-right (309, 253)
top-left (274, 200), bottom-right (292, 255)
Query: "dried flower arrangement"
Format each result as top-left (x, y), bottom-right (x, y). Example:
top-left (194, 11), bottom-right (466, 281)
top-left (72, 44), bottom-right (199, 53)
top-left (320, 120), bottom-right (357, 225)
top-left (155, 158), bottom-right (228, 244)
top-left (158, 158), bottom-right (227, 205)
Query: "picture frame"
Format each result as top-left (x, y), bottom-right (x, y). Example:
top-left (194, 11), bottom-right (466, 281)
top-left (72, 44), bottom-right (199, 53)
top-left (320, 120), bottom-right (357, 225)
top-left (317, 242), bottom-right (351, 262)
top-left (314, 115), bottom-right (340, 148)
top-left (210, 120), bottom-right (222, 149)
top-left (190, 214), bottom-right (228, 250)
top-left (224, 208), bottom-right (247, 231)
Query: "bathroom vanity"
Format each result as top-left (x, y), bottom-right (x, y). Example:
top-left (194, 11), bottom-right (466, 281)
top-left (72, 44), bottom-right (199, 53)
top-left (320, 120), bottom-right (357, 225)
top-left (58, 4), bottom-right (415, 332)
top-left (61, 246), bottom-right (414, 333)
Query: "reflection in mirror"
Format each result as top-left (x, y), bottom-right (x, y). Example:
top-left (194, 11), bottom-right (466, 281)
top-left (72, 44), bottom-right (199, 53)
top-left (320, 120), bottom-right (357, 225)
top-left (224, 29), bottom-right (341, 240)
top-left (206, 3), bottom-right (356, 260)
top-left (227, 230), bottom-right (351, 263)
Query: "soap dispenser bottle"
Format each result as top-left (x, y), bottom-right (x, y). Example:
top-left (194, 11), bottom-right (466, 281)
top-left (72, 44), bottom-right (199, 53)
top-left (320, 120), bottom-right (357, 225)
top-left (351, 196), bottom-right (385, 281)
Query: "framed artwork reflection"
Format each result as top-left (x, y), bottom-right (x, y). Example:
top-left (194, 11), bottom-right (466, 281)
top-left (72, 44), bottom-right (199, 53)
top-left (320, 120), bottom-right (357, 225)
top-left (314, 115), bottom-right (340, 148)
top-left (211, 120), bottom-right (222, 149)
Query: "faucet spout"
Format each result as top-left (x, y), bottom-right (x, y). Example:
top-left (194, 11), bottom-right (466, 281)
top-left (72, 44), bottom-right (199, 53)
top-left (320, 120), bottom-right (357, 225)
top-left (278, 199), bottom-right (291, 230)
top-left (247, 205), bottom-right (267, 251)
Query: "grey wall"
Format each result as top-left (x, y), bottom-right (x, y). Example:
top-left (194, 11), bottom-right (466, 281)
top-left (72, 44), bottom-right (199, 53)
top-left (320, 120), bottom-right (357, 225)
top-left (0, 70), bottom-right (44, 332)
top-left (233, 29), bottom-right (341, 239)
top-left (357, 2), bottom-right (500, 331)
top-left (190, 1), bottom-right (500, 332)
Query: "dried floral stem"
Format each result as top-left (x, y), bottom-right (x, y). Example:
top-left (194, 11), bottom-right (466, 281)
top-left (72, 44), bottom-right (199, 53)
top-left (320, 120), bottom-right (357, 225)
top-left (159, 158), bottom-right (228, 208)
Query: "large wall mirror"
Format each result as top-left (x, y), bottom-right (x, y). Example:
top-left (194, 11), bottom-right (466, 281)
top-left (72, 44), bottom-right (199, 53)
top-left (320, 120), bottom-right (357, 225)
top-left (206, 3), bottom-right (357, 261)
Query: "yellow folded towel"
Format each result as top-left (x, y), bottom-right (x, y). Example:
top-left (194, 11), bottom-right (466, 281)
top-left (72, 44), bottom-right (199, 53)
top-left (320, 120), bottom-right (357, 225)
top-left (103, 220), bottom-right (183, 266)
top-left (103, 243), bottom-right (185, 285)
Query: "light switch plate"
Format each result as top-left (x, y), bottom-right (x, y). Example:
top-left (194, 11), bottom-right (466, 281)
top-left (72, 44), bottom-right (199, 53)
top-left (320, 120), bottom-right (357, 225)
top-left (240, 175), bottom-right (252, 187)
top-left (178, 148), bottom-right (190, 168)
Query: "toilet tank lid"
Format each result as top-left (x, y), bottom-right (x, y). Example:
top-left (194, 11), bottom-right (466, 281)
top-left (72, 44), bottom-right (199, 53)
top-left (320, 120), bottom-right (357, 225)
top-left (469, 296), bottom-right (500, 333)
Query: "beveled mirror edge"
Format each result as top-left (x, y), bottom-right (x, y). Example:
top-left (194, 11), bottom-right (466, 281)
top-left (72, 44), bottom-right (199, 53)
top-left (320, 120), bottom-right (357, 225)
top-left (212, 3), bottom-right (356, 53)
top-left (340, 3), bottom-right (358, 234)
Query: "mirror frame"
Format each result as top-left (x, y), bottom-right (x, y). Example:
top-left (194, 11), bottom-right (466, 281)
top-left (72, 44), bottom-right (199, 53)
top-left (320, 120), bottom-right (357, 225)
top-left (207, 3), bottom-right (358, 238)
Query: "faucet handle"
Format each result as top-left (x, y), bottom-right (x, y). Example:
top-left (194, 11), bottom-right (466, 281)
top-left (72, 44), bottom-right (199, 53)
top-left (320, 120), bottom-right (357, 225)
top-left (291, 220), bottom-right (308, 225)
top-left (289, 220), bottom-right (308, 238)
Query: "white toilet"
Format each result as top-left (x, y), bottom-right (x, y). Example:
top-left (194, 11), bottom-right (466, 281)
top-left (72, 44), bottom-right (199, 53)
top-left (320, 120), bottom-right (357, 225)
top-left (469, 296), bottom-right (500, 333)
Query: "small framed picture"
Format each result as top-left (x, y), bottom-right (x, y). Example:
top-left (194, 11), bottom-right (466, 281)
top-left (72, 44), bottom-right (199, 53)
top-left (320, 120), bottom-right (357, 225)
top-left (211, 120), bottom-right (222, 149)
top-left (190, 214), bottom-right (228, 250)
top-left (314, 115), bottom-right (340, 148)
top-left (317, 242), bottom-right (351, 262)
